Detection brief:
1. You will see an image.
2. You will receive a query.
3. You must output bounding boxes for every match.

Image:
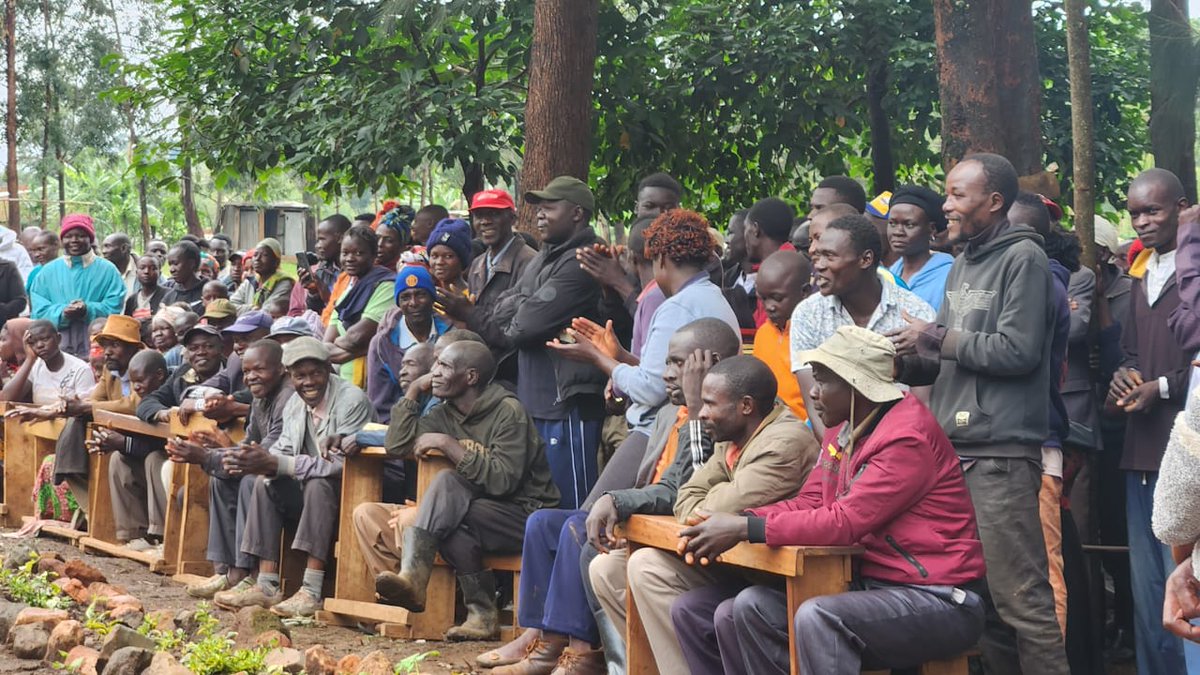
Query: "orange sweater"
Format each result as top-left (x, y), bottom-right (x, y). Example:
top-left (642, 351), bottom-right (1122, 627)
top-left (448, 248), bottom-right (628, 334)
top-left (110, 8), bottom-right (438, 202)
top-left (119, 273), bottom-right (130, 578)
top-left (752, 320), bottom-right (807, 423)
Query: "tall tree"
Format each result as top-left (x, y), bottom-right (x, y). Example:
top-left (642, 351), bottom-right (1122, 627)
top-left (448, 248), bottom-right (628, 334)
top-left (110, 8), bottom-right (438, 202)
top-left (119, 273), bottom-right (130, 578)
top-left (1065, 0), bottom-right (1097, 268)
top-left (1148, 0), bottom-right (1198, 202)
top-left (932, 0), bottom-right (1046, 177)
top-left (517, 0), bottom-right (598, 231)
top-left (4, 0), bottom-right (17, 230)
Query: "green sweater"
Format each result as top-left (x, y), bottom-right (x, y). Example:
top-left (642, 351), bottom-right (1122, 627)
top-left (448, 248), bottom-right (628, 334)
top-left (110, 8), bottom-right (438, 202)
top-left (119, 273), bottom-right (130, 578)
top-left (385, 383), bottom-right (560, 514)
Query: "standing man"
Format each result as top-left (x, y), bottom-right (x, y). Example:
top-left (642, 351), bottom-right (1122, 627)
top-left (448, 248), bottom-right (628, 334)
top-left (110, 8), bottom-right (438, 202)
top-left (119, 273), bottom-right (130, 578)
top-left (28, 215), bottom-right (126, 359)
top-left (634, 172), bottom-right (682, 220)
top-left (886, 185), bottom-right (953, 311)
top-left (209, 235), bottom-right (232, 281)
top-left (162, 241), bottom-right (206, 313)
top-left (102, 233), bottom-right (137, 297)
top-left (298, 215), bottom-right (350, 313)
top-left (890, 153), bottom-right (1066, 675)
top-left (481, 176), bottom-right (608, 508)
top-left (1108, 169), bottom-right (1197, 675)
top-left (146, 240), bottom-right (168, 266)
top-left (808, 175), bottom-right (868, 218)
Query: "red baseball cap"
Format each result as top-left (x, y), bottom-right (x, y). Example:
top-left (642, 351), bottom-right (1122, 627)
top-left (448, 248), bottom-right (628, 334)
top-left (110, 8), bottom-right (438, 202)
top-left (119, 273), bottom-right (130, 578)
top-left (469, 189), bottom-right (515, 211)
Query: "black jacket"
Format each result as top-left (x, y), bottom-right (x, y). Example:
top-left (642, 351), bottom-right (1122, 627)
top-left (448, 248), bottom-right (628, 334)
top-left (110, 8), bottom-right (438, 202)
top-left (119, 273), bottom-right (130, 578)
top-left (607, 417), bottom-right (714, 520)
top-left (484, 227), bottom-right (608, 414)
top-left (135, 363), bottom-right (220, 422)
top-left (124, 286), bottom-right (167, 317)
top-left (0, 259), bottom-right (25, 328)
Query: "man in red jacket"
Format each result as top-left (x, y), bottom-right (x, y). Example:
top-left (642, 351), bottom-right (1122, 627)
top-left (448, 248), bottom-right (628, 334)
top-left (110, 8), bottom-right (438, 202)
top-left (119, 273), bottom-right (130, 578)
top-left (669, 325), bottom-right (986, 675)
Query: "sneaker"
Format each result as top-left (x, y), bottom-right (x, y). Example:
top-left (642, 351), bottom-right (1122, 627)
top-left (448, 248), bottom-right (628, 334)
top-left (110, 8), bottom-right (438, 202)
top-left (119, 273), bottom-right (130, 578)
top-left (213, 578), bottom-right (280, 611)
top-left (270, 589), bottom-right (321, 618)
top-left (186, 573), bottom-right (230, 599)
top-left (124, 538), bottom-right (155, 552)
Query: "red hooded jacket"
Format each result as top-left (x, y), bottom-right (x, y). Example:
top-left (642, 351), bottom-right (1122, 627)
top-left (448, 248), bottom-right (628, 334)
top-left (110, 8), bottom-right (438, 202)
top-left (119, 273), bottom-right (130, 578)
top-left (747, 394), bottom-right (985, 586)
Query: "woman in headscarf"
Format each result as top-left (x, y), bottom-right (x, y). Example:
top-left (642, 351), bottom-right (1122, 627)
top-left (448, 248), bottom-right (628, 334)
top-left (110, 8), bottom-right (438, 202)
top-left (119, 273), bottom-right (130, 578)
top-left (324, 225), bottom-right (396, 387)
top-left (228, 238), bottom-right (295, 315)
top-left (885, 185), bottom-right (954, 311)
top-left (426, 218), bottom-right (473, 291)
top-left (375, 203), bottom-right (415, 272)
top-left (365, 265), bottom-right (449, 422)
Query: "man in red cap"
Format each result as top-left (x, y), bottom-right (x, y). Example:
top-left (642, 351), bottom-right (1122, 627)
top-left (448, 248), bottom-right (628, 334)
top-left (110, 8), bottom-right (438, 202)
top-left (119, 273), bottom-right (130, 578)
top-left (437, 188), bottom-right (536, 385)
top-left (28, 214), bottom-right (126, 359)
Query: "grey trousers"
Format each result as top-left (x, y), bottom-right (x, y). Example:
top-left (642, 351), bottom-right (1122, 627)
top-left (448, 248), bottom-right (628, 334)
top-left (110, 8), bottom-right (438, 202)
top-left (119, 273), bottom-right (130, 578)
top-left (241, 475), bottom-right (339, 564)
top-left (965, 456), bottom-right (1070, 675)
top-left (675, 582), bottom-right (985, 675)
top-left (207, 474), bottom-right (256, 570)
top-left (412, 471), bottom-right (527, 573)
top-left (108, 451), bottom-right (168, 541)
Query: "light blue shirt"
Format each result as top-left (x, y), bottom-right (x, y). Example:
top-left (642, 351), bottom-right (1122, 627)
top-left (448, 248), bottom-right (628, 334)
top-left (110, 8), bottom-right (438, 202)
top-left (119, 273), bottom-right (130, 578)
top-left (611, 274), bottom-right (741, 434)
top-left (889, 252), bottom-right (954, 312)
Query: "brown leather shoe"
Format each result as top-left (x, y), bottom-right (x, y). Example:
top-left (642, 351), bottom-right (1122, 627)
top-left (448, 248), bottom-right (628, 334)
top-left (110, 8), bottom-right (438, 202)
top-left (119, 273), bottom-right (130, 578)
top-left (550, 648), bottom-right (607, 675)
top-left (492, 634), bottom-right (568, 675)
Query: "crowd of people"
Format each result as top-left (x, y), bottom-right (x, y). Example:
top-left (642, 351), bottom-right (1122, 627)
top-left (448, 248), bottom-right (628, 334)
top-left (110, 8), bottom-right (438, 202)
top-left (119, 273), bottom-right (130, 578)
top-left (0, 154), bottom-right (1196, 674)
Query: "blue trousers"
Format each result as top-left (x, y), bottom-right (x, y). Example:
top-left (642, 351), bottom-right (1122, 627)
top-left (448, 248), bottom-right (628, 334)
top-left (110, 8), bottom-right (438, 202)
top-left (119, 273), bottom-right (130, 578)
top-left (535, 412), bottom-right (601, 510)
top-left (1126, 471), bottom-right (1200, 675)
top-left (517, 509), bottom-right (597, 644)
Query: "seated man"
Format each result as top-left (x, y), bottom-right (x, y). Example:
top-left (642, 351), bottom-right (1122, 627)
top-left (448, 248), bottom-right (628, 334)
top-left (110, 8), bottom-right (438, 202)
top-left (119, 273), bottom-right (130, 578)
top-left (182, 310), bottom-right (274, 424)
top-left (213, 336), bottom-right (371, 617)
top-left (590, 356), bottom-right (817, 675)
top-left (88, 349), bottom-right (171, 551)
top-left (352, 341), bottom-right (559, 641)
top-left (671, 326), bottom-right (986, 675)
top-left (481, 318), bottom-right (742, 675)
top-left (135, 324), bottom-right (226, 424)
top-left (167, 339), bottom-right (295, 599)
top-left (0, 318), bottom-right (95, 405)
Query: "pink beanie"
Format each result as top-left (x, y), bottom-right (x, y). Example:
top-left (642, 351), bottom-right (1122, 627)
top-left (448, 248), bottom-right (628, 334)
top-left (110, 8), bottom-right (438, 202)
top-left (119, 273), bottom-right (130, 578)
top-left (60, 213), bottom-right (95, 239)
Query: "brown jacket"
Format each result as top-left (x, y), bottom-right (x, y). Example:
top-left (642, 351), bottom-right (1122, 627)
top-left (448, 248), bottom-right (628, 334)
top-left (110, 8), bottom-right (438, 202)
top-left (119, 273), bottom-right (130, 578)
top-left (674, 405), bottom-right (817, 522)
top-left (91, 366), bottom-right (139, 415)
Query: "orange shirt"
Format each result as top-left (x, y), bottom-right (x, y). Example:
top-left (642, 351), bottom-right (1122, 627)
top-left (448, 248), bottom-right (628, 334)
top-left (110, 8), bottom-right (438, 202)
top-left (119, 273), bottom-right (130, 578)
top-left (752, 320), bottom-right (808, 423)
top-left (320, 271), bottom-right (352, 327)
top-left (650, 407), bottom-right (691, 483)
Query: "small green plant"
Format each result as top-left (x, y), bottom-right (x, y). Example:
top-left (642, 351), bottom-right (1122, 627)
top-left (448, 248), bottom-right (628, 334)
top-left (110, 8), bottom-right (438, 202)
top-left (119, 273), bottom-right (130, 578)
top-left (50, 652), bottom-right (84, 672)
top-left (181, 632), bottom-right (283, 675)
top-left (0, 556), bottom-right (71, 609)
top-left (192, 602), bottom-right (221, 638)
top-left (83, 600), bottom-right (119, 636)
top-left (137, 613), bottom-right (186, 651)
top-left (394, 650), bottom-right (439, 674)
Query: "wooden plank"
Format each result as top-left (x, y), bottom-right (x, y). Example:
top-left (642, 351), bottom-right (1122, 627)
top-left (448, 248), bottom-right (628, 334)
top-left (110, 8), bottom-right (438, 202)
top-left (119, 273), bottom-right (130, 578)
top-left (176, 462), bottom-right (211, 575)
top-left (86, 449), bottom-right (116, 543)
top-left (625, 545), bottom-right (658, 675)
top-left (20, 516), bottom-right (84, 544)
top-left (92, 410), bottom-right (169, 439)
top-left (330, 447), bottom-right (386, 604)
top-left (79, 536), bottom-right (162, 568)
top-left (3, 415), bottom-right (63, 527)
top-left (785, 555), bottom-right (853, 675)
top-left (172, 573), bottom-right (210, 587)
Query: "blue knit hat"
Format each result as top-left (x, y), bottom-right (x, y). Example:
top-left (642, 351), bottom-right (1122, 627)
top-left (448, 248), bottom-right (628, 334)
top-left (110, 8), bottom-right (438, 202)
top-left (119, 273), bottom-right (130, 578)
top-left (394, 265), bottom-right (436, 304)
top-left (425, 218), bottom-right (474, 267)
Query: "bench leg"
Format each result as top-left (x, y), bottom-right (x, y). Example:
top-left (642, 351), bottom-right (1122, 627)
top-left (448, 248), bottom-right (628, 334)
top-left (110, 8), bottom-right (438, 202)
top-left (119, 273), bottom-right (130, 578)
top-left (918, 654), bottom-right (970, 675)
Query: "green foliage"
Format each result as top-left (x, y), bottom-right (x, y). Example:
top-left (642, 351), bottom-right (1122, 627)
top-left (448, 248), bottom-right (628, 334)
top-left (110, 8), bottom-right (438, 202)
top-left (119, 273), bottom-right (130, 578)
top-left (136, 611), bottom-right (188, 651)
top-left (82, 600), bottom-right (119, 637)
top-left (51, 653), bottom-right (85, 672)
top-left (0, 556), bottom-right (71, 609)
top-left (181, 632), bottom-right (282, 675)
top-left (394, 650), bottom-right (439, 674)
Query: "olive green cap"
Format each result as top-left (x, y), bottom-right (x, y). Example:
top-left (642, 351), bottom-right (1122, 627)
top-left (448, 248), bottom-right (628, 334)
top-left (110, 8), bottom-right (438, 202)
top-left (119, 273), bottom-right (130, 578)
top-left (524, 176), bottom-right (595, 212)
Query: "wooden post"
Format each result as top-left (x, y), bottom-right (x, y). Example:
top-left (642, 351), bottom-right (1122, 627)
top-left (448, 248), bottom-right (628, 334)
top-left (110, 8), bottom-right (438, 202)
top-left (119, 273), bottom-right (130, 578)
top-left (1065, 0), bottom-right (1097, 269)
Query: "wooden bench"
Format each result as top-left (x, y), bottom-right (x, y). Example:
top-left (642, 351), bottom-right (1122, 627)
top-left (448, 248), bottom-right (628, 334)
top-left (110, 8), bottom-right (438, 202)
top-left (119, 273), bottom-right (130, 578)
top-left (1, 407), bottom-right (76, 538)
top-left (621, 515), bottom-right (970, 675)
top-left (319, 444), bottom-right (524, 640)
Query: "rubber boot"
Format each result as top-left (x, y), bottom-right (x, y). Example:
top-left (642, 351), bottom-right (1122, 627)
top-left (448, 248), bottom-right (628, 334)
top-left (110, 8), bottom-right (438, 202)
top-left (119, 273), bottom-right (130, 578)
top-left (375, 526), bottom-right (438, 611)
top-left (445, 571), bottom-right (500, 641)
top-left (593, 607), bottom-right (626, 675)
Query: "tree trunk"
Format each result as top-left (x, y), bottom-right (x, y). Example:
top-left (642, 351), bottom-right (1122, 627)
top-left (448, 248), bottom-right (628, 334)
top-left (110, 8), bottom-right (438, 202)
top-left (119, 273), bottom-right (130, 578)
top-left (4, 0), bottom-right (18, 231)
top-left (1065, 0), bottom-right (1097, 270)
top-left (865, 60), bottom-right (895, 194)
top-left (1148, 0), bottom-right (1198, 203)
top-left (932, 0), bottom-right (1045, 180)
top-left (181, 159), bottom-right (203, 236)
top-left (39, 0), bottom-right (51, 228)
top-left (517, 0), bottom-right (599, 234)
top-left (105, 0), bottom-right (150, 245)
top-left (459, 17), bottom-right (487, 203)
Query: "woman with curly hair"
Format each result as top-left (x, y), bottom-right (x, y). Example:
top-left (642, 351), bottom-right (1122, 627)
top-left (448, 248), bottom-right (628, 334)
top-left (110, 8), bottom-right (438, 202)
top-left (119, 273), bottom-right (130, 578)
top-left (550, 208), bottom-right (742, 495)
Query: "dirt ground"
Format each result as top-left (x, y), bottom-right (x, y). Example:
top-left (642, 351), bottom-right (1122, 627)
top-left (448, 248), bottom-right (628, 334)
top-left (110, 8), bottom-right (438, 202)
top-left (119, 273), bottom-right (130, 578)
top-left (0, 532), bottom-right (504, 674)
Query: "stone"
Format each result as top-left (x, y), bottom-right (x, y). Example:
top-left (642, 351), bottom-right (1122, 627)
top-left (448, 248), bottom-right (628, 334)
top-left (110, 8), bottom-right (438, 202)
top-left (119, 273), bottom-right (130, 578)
top-left (98, 625), bottom-right (156, 663)
top-left (355, 651), bottom-right (394, 675)
top-left (101, 646), bottom-right (153, 675)
top-left (104, 595), bottom-right (142, 612)
top-left (255, 629), bottom-right (291, 648)
top-left (63, 646), bottom-right (100, 675)
top-left (232, 605), bottom-right (289, 641)
top-left (46, 619), bottom-right (84, 660)
top-left (264, 647), bottom-right (304, 673)
top-left (145, 651), bottom-right (191, 675)
top-left (36, 557), bottom-right (66, 579)
top-left (0, 600), bottom-right (29, 642)
top-left (10, 624), bottom-right (50, 660)
top-left (53, 577), bottom-right (89, 604)
top-left (62, 559), bottom-right (106, 586)
top-left (335, 654), bottom-right (361, 674)
top-left (3, 544), bottom-right (38, 569)
top-left (85, 582), bottom-right (126, 604)
top-left (14, 607), bottom-right (69, 630)
top-left (110, 605), bottom-right (143, 629)
top-left (305, 645), bottom-right (337, 675)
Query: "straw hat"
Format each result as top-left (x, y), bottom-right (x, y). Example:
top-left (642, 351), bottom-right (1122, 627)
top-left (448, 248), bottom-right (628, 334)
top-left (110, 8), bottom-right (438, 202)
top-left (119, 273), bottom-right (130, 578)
top-left (797, 326), bottom-right (904, 403)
